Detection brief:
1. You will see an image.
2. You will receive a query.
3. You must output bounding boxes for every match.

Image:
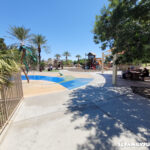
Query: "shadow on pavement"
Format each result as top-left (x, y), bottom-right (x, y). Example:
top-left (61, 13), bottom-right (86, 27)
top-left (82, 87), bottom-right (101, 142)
top-left (65, 74), bottom-right (150, 150)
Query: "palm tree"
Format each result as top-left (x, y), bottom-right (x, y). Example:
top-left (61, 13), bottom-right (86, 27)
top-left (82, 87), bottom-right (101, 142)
top-left (8, 26), bottom-right (30, 45)
top-left (0, 38), bottom-right (7, 50)
top-left (0, 50), bottom-right (19, 88)
top-left (8, 26), bottom-right (32, 82)
top-left (63, 51), bottom-right (71, 62)
top-left (31, 34), bottom-right (47, 71)
top-left (55, 54), bottom-right (61, 60)
top-left (76, 54), bottom-right (81, 62)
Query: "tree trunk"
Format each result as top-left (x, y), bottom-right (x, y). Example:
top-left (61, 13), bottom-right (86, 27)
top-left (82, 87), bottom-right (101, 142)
top-left (102, 52), bottom-right (104, 74)
top-left (112, 54), bottom-right (117, 85)
top-left (38, 46), bottom-right (41, 71)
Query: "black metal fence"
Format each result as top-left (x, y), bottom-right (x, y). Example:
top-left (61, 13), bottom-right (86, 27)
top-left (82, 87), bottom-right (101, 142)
top-left (0, 72), bottom-right (23, 131)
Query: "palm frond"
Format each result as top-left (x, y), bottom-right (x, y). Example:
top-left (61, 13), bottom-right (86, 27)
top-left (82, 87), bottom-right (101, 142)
top-left (55, 54), bottom-right (61, 60)
top-left (31, 34), bottom-right (47, 46)
top-left (8, 26), bottom-right (30, 43)
top-left (76, 55), bottom-right (81, 58)
top-left (63, 51), bottom-right (71, 57)
top-left (0, 50), bottom-right (19, 88)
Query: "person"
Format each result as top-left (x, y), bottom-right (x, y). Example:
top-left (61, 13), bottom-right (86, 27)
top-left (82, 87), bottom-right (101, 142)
top-left (122, 68), bottom-right (132, 79)
top-left (48, 64), bottom-right (53, 71)
top-left (60, 61), bottom-right (63, 69)
top-left (141, 68), bottom-right (149, 80)
top-left (40, 66), bottom-right (42, 72)
top-left (48, 64), bottom-right (51, 71)
top-left (58, 62), bottom-right (61, 68)
top-left (49, 65), bottom-right (53, 71)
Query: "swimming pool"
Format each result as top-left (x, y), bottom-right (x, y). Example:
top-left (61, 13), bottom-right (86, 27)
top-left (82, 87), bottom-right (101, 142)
top-left (21, 75), bottom-right (93, 90)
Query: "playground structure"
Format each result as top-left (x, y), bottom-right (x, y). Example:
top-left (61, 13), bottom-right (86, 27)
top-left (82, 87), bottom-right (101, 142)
top-left (87, 52), bottom-right (97, 69)
top-left (85, 50), bottom-right (118, 85)
top-left (53, 59), bottom-right (63, 70)
top-left (86, 51), bottom-right (112, 70)
top-left (101, 49), bottom-right (112, 73)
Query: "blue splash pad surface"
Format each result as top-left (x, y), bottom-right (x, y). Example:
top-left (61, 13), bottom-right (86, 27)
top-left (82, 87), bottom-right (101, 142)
top-left (21, 75), bottom-right (64, 83)
top-left (21, 75), bottom-right (93, 90)
top-left (60, 78), bottom-right (93, 90)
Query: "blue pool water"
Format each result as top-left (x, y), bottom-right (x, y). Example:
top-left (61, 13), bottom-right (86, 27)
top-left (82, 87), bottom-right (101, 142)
top-left (21, 75), bottom-right (93, 90)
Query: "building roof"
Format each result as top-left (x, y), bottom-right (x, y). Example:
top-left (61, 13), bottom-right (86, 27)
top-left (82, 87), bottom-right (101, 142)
top-left (88, 52), bottom-right (96, 56)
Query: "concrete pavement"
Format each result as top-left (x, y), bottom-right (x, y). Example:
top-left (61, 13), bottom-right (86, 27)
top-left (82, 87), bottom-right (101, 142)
top-left (0, 72), bottom-right (150, 150)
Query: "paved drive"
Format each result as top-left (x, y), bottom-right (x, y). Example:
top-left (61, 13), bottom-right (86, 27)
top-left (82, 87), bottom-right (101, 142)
top-left (0, 72), bottom-right (150, 150)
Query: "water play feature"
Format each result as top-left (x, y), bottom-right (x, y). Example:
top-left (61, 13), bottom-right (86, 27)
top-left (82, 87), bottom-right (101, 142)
top-left (21, 75), bottom-right (93, 90)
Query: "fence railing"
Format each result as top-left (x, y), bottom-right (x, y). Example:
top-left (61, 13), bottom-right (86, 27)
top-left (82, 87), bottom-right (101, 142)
top-left (0, 72), bottom-right (23, 131)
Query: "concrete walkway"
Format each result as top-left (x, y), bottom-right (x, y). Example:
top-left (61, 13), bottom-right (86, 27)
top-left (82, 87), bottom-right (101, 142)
top-left (0, 72), bottom-right (150, 150)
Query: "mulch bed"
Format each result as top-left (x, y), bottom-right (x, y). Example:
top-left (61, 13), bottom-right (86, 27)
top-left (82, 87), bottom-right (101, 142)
top-left (131, 86), bottom-right (150, 99)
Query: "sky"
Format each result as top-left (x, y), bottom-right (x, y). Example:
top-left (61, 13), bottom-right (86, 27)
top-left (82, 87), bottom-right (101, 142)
top-left (0, 0), bottom-right (109, 61)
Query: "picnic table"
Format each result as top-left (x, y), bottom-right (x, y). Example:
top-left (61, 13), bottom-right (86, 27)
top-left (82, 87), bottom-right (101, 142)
top-left (130, 71), bottom-right (141, 80)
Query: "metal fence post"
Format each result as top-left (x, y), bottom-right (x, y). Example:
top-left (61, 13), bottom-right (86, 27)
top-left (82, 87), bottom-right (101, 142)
top-left (1, 87), bottom-right (8, 120)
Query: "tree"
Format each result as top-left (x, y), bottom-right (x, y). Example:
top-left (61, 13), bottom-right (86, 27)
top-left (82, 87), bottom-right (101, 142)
top-left (47, 58), bottom-right (53, 65)
top-left (55, 54), bottom-right (61, 60)
top-left (8, 26), bottom-right (30, 45)
top-left (93, 0), bottom-right (150, 64)
top-left (63, 51), bottom-right (71, 62)
top-left (0, 38), bottom-right (7, 50)
top-left (0, 37), bottom-right (20, 87)
top-left (74, 59), bottom-right (87, 66)
top-left (76, 55), bottom-right (81, 62)
top-left (8, 26), bottom-right (31, 69)
top-left (40, 60), bottom-right (46, 71)
top-left (63, 60), bottom-right (73, 66)
top-left (31, 34), bottom-right (47, 71)
top-left (105, 55), bottom-right (113, 64)
top-left (0, 50), bottom-right (19, 88)
top-left (93, 0), bottom-right (150, 85)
